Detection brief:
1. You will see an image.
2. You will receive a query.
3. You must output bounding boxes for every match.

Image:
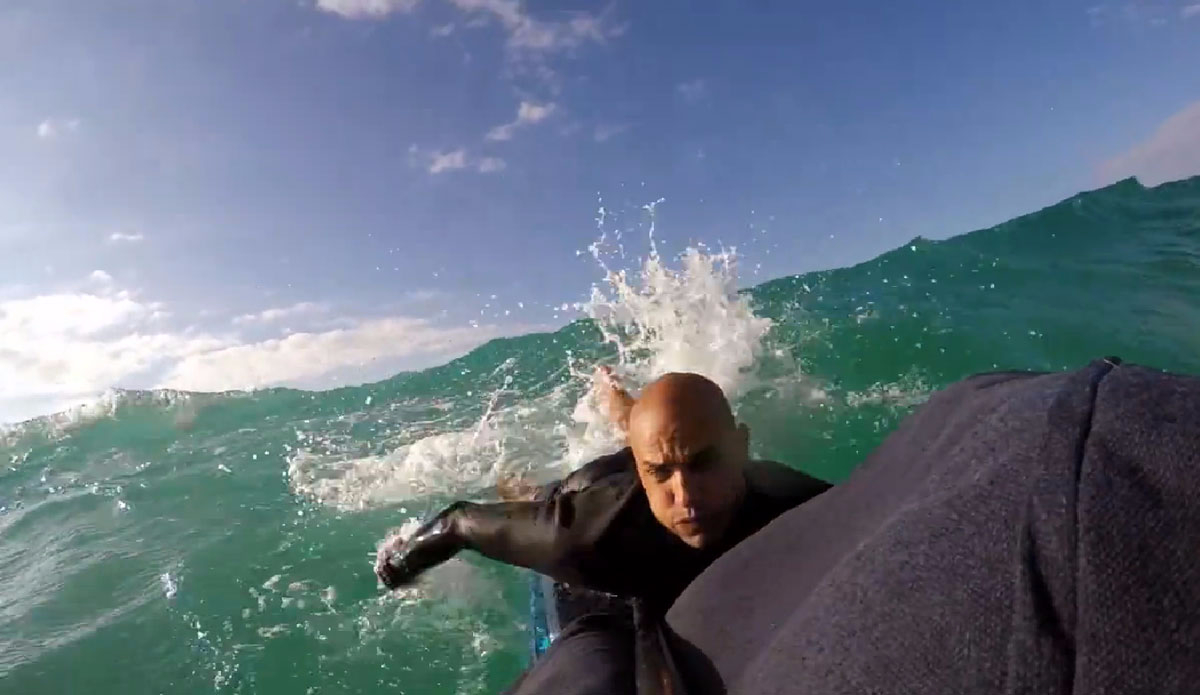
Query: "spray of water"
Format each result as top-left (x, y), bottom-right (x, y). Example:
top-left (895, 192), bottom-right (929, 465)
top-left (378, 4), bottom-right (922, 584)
top-left (287, 200), bottom-right (780, 516)
top-left (581, 245), bottom-right (772, 398)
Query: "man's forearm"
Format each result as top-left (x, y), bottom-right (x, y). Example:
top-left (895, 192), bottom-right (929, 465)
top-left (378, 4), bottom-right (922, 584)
top-left (448, 499), bottom-right (589, 585)
top-left (377, 454), bottom-right (634, 590)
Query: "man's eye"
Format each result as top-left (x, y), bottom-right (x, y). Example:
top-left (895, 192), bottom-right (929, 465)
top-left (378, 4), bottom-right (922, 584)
top-left (652, 467), bottom-right (671, 482)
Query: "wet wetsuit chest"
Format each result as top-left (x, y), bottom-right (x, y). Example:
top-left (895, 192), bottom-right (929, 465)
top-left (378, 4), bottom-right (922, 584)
top-left (570, 476), bottom-right (793, 613)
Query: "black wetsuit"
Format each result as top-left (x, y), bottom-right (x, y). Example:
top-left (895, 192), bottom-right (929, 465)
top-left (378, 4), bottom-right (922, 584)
top-left (443, 447), bottom-right (831, 615)
top-left (381, 448), bottom-right (829, 695)
top-left (451, 448), bottom-right (829, 695)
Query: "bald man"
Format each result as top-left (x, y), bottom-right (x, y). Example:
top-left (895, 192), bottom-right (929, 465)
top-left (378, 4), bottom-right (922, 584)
top-left (373, 371), bottom-right (830, 614)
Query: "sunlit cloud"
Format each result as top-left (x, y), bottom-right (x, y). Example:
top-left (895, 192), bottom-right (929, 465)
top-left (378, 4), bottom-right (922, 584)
top-left (1100, 100), bottom-right (1200, 186)
top-left (486, 101), bottom-right (557, 141)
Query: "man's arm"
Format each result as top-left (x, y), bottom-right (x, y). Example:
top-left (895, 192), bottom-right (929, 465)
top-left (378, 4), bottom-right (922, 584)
top-left (376, 455), bottom-right (637, 589)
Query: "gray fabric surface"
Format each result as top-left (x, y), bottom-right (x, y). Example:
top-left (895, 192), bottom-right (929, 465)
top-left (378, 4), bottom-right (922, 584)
top-left (664, 358), bottom-right (1200, 694)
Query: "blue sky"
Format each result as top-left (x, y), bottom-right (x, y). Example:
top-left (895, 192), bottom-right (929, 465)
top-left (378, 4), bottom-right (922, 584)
top-left (1, 0), bottom-right (1199, 422)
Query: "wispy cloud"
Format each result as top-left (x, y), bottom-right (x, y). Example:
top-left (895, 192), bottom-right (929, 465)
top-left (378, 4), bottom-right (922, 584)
top-left (108, 232), bottom-right (145, 243)
top-left (423, 148), bottom-right (506, 174)
top-left (1100, 100), bottom-right (1200, 186)
top-left (593, 123), bottom-right (629, 143)
top-left (1087, 2), bottom-right (1181, 26)
top-left (1183, 3), bottom-right (1200, 18)
top-left (428, 148), bottom-right (469, 173)
top-left (486, 101), bottom-right (557, 141)
top-left (431, 22), bottom-right (456, 36)
top-left (232, 301), bottom-right (329, 325)
top-left (476, 156), bottom-right (507, 173)
top-left (445, 0), bottom-right (618, 53)
top-left (317, 0), bottom-right (620, 56)
top-left (676, 79), bottom-right (707, 103)
top-left (89, 270), bottom-right (113, 284)
top-left (36, 117), bottom-right (81, 140)
top-left (315, 0), bottom-right (421, 19)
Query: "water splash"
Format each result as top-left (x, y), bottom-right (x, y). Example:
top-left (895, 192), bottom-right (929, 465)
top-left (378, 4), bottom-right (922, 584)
top-left (563, 201), bottom-right (779, 464)
top-left (289, 214), bottom-right (780, 511)
top-left (582, 246), bottom-right (772, 398)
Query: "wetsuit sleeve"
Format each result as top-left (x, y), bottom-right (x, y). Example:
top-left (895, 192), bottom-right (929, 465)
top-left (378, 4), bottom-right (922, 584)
top-left (446, 472), bottom-right (636, 587)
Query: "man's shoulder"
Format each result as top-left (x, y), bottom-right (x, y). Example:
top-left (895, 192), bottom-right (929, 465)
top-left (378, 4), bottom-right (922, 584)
top-left (559, 447), bottom-right (637, 494)
top-left (745, 459), bottom-right (832, 503)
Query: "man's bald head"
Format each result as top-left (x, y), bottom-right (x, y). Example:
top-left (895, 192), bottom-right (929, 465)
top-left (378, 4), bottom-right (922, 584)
top-left (627, 373), bottom-right (749, 549)
top-left (628, 372), bottom-right (736, 450)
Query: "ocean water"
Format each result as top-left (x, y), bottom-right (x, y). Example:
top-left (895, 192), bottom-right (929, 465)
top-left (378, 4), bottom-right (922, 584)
top-left (2, 175), bottom-right (1199, 694)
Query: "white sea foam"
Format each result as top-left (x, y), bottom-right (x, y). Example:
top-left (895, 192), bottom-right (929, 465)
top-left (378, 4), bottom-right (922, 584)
top-left (289, 202), bottom-right (780, 513)
top-left (581, 245), bottom-right (773, 398)
top-left (160, 572), bottom-right (178, 600)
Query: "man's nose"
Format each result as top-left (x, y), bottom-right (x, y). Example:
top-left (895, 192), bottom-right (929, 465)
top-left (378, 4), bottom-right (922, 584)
top-left (671, 471), bottom-right (694, 509)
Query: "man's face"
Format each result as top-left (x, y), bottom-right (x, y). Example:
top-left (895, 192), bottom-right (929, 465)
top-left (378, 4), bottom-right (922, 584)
top-left (630, 415), bottom-right (749, 549)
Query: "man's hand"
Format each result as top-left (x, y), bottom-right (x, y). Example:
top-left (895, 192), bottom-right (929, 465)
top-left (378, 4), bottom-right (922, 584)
top-left (593, 365), bottom-right (635, 434)
top-left (374, 506), bottom-right (467, 590)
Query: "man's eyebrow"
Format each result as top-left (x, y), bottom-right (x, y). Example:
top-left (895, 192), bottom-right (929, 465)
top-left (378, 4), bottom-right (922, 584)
top-left (641, 446), bottom-right (719, 470)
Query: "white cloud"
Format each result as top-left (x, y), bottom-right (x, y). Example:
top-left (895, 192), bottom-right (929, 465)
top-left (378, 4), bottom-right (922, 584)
top-left (431, 22), bottom-right (456, 36)
top-left (428, 149), bottom-right (469, 174)
top-left (486, 101), bottom-right (557, 141)
top-left (89, 270), bottom-right (113, 284)
top-left (158, 317), bottom-right (513, 392)
top-left (450, 0), bottom-right (616, 53)
top-left (593, 123), bottom-right (629, 143)
top-left (2, 291), bottom-right (153, 340)
top-left (36, 117), bottom-right (81, 140)
top-left (232, 301), bottom-right (329, 325)
top-left (0, 281), bottom-right (532, 423)
top-left (108, 232), bottom-right (145, 243)
top-left (519, 101), bottom-right (555, 123)
top-left (315, 0), bottom-right (619, 54)
top-left (476, 156), bottom-right (507, 173)
top-left (676, 79), bottom-right (707, 103)
top-left (1100, 100), bottom-right (1200, 186)
top-left (422, 148), bottom-right (505, 175)
top-left (1183, 3), bottom-right (1200, 18)
top-left (486, 124), bottom-right (517, 142)
top-left (315, 0), bottom-right (421, 19)
top-left (0, 290), bottom-right (232, 420)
